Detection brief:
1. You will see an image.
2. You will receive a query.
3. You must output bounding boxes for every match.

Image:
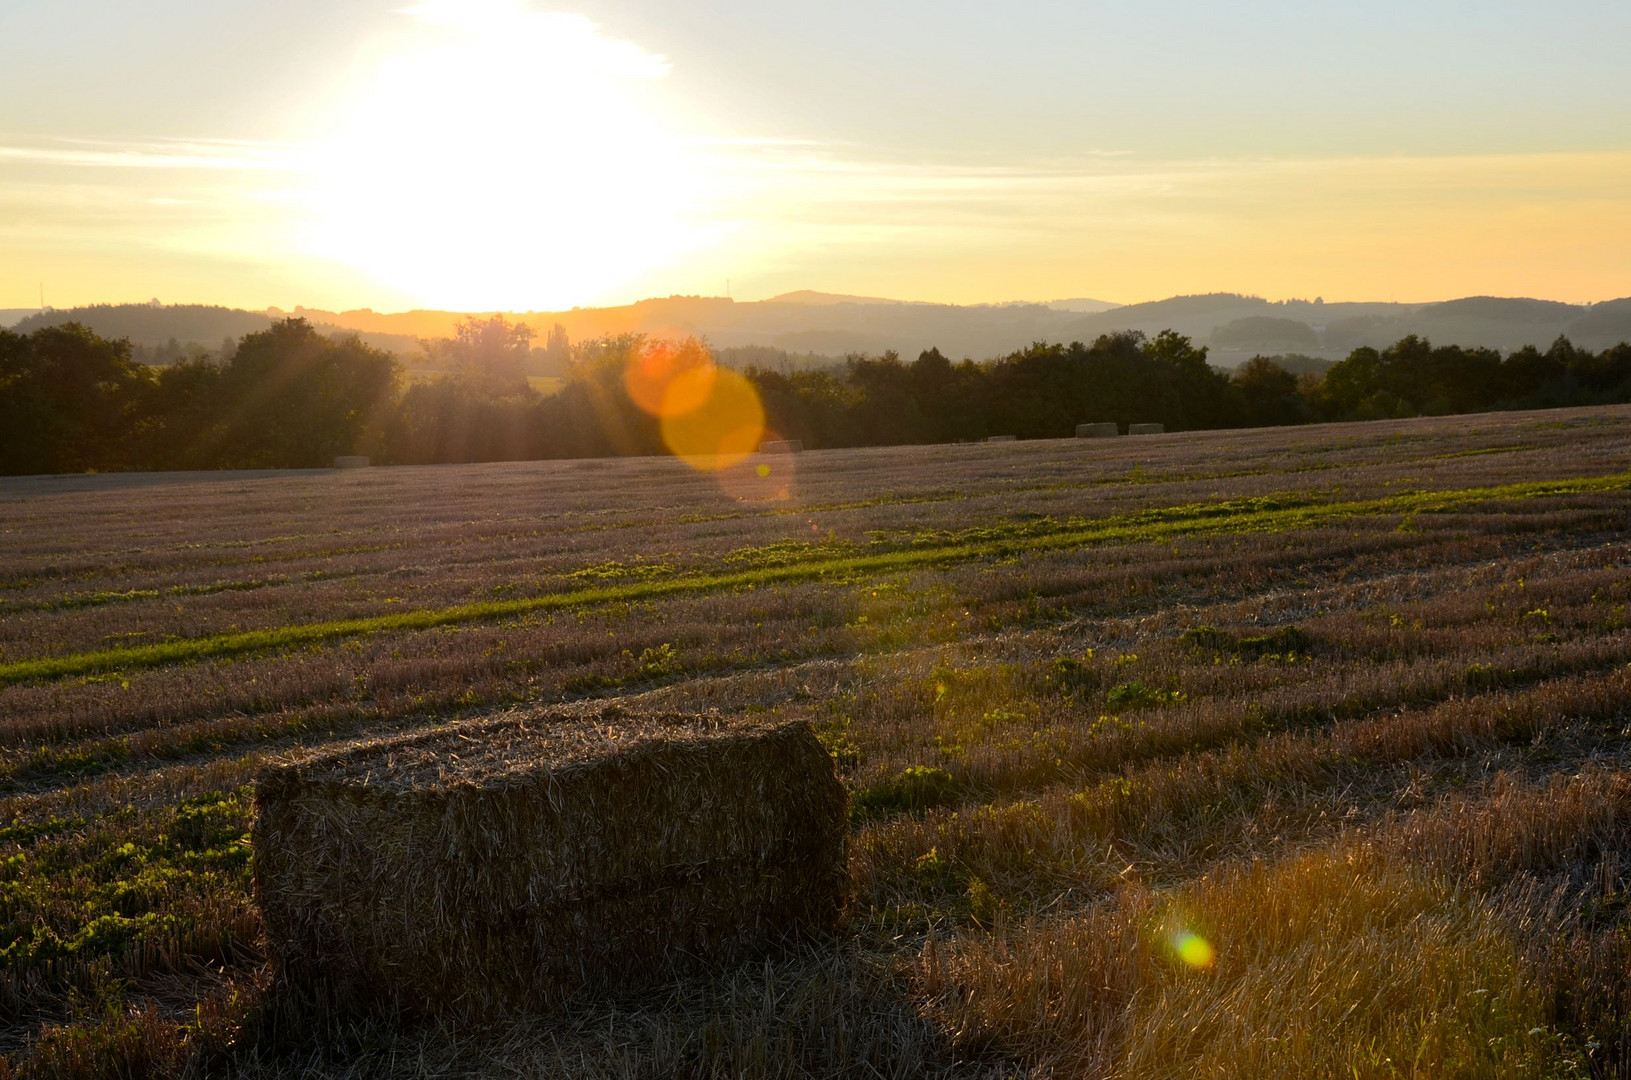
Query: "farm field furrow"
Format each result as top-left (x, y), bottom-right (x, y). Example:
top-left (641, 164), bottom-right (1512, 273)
top-left (0, 404), bottom-right (1629, 1077)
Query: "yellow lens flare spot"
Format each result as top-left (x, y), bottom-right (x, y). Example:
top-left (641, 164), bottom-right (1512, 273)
top-left (719, 452), bottom-right (794, 501)
top-left (718, 430), bottom-right (798, 500)
top-left (660, 367), bottom-right (766, 472)
top-left (1171, 931), bottom-right (1215, 969)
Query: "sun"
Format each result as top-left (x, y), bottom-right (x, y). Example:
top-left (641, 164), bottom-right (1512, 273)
top-left (306, 2), bottom-right (704, 311)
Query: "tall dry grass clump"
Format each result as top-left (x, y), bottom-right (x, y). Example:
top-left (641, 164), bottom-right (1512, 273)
top-left (919, 769), bottom-right (1631, 1077)
top-left (253, 706), bottom-right (848, 1017)
top-left (921, 847), bottom-right (1574, 1078)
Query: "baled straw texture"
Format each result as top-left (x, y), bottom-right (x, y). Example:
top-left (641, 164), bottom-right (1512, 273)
top-left (253, 706), bottom-right (847, 1016)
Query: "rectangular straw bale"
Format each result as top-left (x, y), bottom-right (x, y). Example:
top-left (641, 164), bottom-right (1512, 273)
top-left (1127, 422), bottom-right (1164, 435)
top-left (1075, 422), bottom-right (1119, 438)
top-left (984, 434), bottom-right (1017, 443)
top-left (253, 707), bottom-right (847, 1015)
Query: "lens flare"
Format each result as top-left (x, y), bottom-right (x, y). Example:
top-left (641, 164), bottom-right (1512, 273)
top-left (624, 339), bottom-right (715, 418)
top-left (659, 366), bottom-right (766, 472)
top-left (622, 338), bottom-right (770, 474)
top-left (1171, 931), bottom-right (1216, 969)
top-left (718, 442), bottom-right (797, 501)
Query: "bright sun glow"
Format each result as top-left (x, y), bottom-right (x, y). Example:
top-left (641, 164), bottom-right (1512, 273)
top-left (307, 1), bottom-right (704, 311)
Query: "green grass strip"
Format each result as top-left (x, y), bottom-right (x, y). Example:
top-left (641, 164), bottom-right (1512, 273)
top-left (3, 471), bottom-right (1626, 688)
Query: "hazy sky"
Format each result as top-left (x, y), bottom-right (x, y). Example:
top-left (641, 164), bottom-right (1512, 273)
top-left (2, 0), bottom-right (1628, 311)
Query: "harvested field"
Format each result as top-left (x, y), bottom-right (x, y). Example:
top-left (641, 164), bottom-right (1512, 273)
top-left (0, 404), bottom-right (1629, 1076)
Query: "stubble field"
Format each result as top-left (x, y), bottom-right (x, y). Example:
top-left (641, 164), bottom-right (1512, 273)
top-left (2, 406), bottom-right (1631, 1078)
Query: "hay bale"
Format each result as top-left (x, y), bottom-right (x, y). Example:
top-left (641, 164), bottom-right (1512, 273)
top-left (333, 455), bottom-right (370, 468)
top-left (984, 434), bottom-right (1017, 443)
top-left (253, 707), bottom-right (847, 1015)
top-left (1075, 422), bottom-right (1119, 438)
top-left (1127, 423), bottom-right (1164, 435)
top-left (758, 439), bottom-right (803, 453)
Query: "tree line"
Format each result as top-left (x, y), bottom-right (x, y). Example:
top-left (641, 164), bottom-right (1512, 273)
top-left (3, 316), bottom-right (1629, 476)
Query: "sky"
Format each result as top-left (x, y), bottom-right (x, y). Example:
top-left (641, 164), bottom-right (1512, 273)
top-left (1, 0), bottom-right (1628, 312)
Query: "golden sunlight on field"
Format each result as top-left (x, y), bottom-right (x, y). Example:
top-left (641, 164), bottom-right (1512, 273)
top-left (2, 407), bottom-right (1631, 1076)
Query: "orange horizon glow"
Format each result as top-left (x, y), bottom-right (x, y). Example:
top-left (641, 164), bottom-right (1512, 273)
top-left (5, 147), bottom-right (1627, 314)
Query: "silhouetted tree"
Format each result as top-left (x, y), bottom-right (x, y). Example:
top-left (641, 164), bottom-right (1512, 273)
top-left (423, 315), bottom-right (534, 395)
top-left (0, 322), bottom-right (151, 473)
top-left (8, 319), bottom-right (1631, 476)
top-left (1233, 356), bottom-right (1308, 427)
top-left (137, 356), bottom-right (227, 469)
top-left (541, 322), bottom-right (571, 375)
top-left (210, 319), bottom-right (398, 468)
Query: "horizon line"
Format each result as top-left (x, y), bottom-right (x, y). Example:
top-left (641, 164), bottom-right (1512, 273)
top-left (8, 287), bottom-right (1630, 319)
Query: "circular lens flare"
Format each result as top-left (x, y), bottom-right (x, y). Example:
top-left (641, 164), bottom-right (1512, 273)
top-left (624, 339), bottom-right (716, 418)
top-left (1171, 931), bottom-right (1215, 969)
top-left (660, 366), bottom-right (766, 472)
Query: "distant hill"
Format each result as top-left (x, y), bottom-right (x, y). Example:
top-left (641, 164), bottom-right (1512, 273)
top-left (1068, 292), bottom-right (1631, 365)
top-left (1210, 316), bottom-right (1320, 352)
top-left (1566, 298), bottom-right (1631, 344)
top-left (1068, 293), bottom-right (1395, 342)
top-left (12, 303), bottom-right (429, 359)
top-left (15, 292), bottom-right (1631, 367)
top-left (765, 290), bottom-right (915, 306)
top-left (0, 309), bottom-right (40, 329)
top-left (12, 304), bottom-right (274, 346)
top-left (1421, 296), bottom-right (1584, 323)
top-left (1315, 296), bottom-right (1614, 353)
top-left (1047, 297), bottom-right (1121, 314)
top-left (271, 306), bottom-right (467, 339)
top-left (291, 295), bottom-right (1090, 360)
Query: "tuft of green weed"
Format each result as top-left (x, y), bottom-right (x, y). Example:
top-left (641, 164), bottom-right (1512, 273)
top-left (1048, 655), bottom-right (1101, 696)
top-left (1105, 680), bottom-right (1186, 710)
top-left (853, 766), bottom-right (962, 821)
top-left (1179, 624), bottom-right (1315, 660)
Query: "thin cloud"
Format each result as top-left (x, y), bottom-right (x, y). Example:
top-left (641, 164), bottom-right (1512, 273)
top-left (0, 137), bottom-right (302, 171)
